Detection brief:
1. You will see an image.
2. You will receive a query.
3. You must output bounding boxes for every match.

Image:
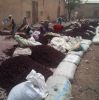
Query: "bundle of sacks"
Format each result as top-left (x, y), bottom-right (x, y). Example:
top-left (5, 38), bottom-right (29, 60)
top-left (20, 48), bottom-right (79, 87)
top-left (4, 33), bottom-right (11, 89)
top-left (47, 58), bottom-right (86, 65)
top-left (14, 35), bottom-right (42, 47)
top-left (63, 20), bottom-right (97, 40)
top-left (48, 36), bottom-right (83, 53)
top-left (7, 70), bottom-right (48, 100)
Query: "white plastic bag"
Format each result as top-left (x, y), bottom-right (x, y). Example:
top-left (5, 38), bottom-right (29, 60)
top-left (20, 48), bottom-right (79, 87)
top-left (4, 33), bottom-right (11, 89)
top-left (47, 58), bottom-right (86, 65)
top-left (26, 70), bottom-right (48, 98)
top-left (7, 70), bottom-right (48, 100)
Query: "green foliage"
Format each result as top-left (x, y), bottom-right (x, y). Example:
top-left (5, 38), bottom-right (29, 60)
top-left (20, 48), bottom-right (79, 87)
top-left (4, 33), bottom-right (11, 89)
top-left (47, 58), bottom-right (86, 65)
top-left (67, 0), bottom-right (81, 10)
top-left (65, 0), bottom-right (82, 20)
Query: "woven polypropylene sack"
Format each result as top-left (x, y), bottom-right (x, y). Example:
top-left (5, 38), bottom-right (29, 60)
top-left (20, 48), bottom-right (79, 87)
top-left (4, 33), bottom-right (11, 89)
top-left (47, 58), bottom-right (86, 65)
top-left (68, 51), bottom-right (84, 57)
top-left (54, 61), bottom-right (77, 80)
top-left (63, 54), bottom-right (81, 65)
top-left (45, 76), bottom-right (71, 100)
top-left (7, 82), bottom-right (46, 100)
top-left (14, 35), bottom-right (42, 47)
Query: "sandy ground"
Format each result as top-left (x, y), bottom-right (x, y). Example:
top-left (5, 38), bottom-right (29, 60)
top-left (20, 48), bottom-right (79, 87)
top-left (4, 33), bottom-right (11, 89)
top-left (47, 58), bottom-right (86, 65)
top-left (0, 35), bottom-right (99, 100)
top-left (72, 44), bottom-right (99, 100)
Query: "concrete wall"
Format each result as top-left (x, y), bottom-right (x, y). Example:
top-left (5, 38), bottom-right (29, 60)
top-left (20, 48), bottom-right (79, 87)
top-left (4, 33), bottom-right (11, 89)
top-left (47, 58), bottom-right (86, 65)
top-left (75, 3), bottom-right (99, 19)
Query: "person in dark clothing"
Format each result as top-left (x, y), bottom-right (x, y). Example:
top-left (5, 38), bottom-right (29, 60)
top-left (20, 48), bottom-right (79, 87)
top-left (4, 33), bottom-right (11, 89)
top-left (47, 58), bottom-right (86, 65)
top-left (24, 25), bottom-right (32, 35)
top-left (17, 17), bottom-right (28, 31)
top-left (57, 17), bottom-right (63, 24)
top-left (8, 15), bottom-right (16, 35)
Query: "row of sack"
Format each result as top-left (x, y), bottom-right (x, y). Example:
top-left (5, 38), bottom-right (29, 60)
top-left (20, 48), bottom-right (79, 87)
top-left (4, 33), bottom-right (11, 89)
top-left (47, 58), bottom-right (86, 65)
top-left (44, 39), bottom-right (92, 100)
top-left (7, 22), bottom-right (97, 100)
top-left (10, 23), bottom-right (98, 100)
top-left (13, 37), bottom-right (92, 57)
top-left (14, 33), bottom-right (90, 54)
top-left (7, 38), bottom-right (92, 100)
top-left (8, 24), bottom-right (94, 100)
top-left (48, 26), bottom-right (99, 100)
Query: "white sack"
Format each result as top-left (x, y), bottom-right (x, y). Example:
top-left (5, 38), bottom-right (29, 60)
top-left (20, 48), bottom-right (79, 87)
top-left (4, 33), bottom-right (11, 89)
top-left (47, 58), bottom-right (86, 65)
top-left (54, 61), bottom-right (77, 80)
top-left (45, 76), bottom-right (71, 100)
top-left (63, 54), bottom-right (81, 65)
top-left (13, 47), bottom-right (32, 57)
top-left (7, 70), bottom-right (48, 100)
top-left (68, 51), bottom-right (84, 57)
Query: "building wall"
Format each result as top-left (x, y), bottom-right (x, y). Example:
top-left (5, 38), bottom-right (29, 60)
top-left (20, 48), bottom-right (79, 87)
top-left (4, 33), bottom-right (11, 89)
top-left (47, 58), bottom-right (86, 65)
top-left (0, 0), bottom-right (32, 29)
top-left (0, 0), bottom-right (65, 29)
top-left (75, 3), bottom-right (99, 19)
top-left (37, 0), bottom-right (65, 21)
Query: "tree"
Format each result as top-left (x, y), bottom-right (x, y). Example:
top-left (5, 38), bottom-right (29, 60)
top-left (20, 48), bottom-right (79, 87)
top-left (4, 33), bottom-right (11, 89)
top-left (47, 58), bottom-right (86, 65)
top-left (65, 0), bottom-right (82, 21)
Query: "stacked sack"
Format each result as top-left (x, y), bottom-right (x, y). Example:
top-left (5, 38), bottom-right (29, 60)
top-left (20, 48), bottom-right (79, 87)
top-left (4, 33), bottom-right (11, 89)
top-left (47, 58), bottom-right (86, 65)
top-left (14, 35), bottom-right (42, 47)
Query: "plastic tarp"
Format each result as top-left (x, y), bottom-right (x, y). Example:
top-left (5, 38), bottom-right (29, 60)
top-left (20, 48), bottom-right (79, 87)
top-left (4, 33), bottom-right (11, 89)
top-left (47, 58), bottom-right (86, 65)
top-left (68, 51), bottom-right (84, 57)
top-left (92, 34), bottom-right (99, 44)
top-left (63, 54), bottom-right (81, 65)
top-left (45, 76), bottom-right (71, 100)
top-left (54, 61), bottom-right (77, 80)
top-left (13, 47), bottom-right (32, 57)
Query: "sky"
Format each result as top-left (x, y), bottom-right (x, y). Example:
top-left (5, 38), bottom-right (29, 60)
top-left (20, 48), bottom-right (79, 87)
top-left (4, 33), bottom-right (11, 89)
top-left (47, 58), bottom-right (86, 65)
top-left (83, 0), bottom-right (99, 3)
top-left (65, 0), bottom-right (99, 3)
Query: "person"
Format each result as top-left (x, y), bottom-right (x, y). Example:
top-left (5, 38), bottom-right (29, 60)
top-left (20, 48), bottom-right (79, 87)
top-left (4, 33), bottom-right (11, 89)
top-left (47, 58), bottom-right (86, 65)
top-left (53, 22), bottom-right (64, 33)
top-left (57, 16), bottom-right (63, 24)
top-left (39, 22), bottom-right (46, 34)
top-left (22, 24), bottom-right (33, 36)
top-left (22, 16), bottom-right (28, 25)
top-left (17, 16), bottom-right (28, 31)
top-left (8, 15), bottom-right (16, 34)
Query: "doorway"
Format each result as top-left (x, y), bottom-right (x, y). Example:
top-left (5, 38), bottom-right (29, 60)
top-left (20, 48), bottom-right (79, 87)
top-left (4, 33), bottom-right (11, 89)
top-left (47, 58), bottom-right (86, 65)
top-left (32, 1), bottom-right (38, 24)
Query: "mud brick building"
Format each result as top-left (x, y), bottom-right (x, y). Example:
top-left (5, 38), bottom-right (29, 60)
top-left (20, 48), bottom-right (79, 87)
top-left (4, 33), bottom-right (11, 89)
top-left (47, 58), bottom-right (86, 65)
top-left (0, 0), bottom-right (65, 28)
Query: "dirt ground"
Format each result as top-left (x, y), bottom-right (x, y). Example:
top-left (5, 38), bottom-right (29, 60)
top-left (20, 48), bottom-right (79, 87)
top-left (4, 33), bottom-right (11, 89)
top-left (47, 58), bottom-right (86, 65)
top-left (72, 44), bottom-right (99, 100)
top-left (0, 35), bottom-right (99, 100)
